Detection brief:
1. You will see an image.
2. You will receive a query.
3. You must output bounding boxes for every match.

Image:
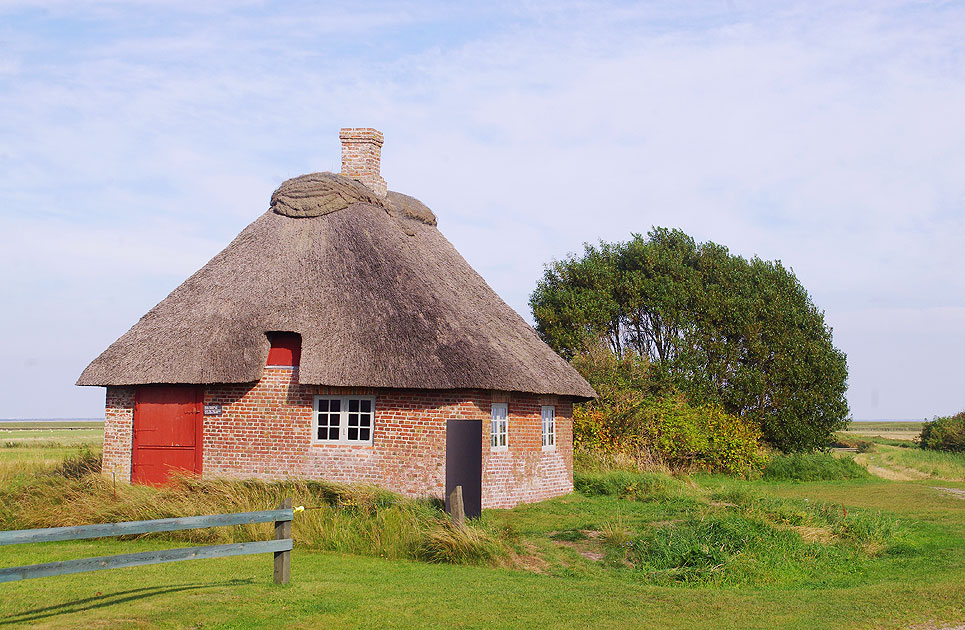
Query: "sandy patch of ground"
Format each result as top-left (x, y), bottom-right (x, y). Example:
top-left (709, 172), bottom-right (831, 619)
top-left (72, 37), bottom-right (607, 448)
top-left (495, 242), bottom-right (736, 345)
top-left (507, 541), bottom-right (550, 573)
top-left (553, 539), bottom-right (605, 561)
top-left (548, 530), bottom-right (606, 562)
top-left (867, 465), bottom-right (923, 481)
top-left (843, 430), bottom-right (920, 440)
top-left (933, 487), bottom-right (965, 500)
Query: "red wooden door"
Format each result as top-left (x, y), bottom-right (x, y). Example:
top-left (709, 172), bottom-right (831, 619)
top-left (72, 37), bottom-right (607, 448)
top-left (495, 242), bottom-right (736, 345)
top-left (132, 386), bottom-right (203, 485)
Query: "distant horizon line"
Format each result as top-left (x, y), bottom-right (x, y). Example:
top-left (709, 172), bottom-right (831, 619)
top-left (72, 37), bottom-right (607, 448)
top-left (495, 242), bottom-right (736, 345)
top-left (851, 418), bottom-right (928, 422)
top-left (0, 417), bottom-right (102, 422)
top-left (0, 416), bottom-right (930, 423)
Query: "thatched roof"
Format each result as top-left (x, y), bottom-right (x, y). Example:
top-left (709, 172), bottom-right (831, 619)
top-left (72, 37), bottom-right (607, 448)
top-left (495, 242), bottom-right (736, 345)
top-left (77, 172), bottom-right (595, 399)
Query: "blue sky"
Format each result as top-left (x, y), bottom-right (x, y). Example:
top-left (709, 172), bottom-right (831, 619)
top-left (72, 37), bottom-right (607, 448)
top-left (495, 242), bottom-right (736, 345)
top-left (1, 1), bottom-right (963, 420)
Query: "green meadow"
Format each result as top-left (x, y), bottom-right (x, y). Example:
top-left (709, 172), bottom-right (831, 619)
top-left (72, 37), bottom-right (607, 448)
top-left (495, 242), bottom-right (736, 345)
top-left (1, 422), bottom-right (964, 629)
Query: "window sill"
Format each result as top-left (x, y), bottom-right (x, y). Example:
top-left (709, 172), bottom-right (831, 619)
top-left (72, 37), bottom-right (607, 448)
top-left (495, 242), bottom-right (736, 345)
top-left (311, 441), bottom-right (374, 448)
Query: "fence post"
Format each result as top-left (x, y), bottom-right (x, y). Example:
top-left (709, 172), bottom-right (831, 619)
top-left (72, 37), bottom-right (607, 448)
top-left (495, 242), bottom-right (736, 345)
top-left (448, 485), bottom-right (466, 529)
top-left (274, 498), bottom-right (292, 585)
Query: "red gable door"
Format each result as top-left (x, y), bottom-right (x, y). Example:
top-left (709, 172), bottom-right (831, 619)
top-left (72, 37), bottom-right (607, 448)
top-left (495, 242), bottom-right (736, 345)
top-left (132, 386), bottom-right (203, 485)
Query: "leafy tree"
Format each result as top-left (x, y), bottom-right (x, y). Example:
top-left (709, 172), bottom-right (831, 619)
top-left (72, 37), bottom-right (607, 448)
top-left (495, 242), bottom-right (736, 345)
top-left (531, 228), bottom-right (849, 452)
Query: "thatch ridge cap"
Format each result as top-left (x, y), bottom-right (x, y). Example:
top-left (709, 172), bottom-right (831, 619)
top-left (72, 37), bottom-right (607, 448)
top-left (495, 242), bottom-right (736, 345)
top-left (270, 171), bottom-right (384, 218)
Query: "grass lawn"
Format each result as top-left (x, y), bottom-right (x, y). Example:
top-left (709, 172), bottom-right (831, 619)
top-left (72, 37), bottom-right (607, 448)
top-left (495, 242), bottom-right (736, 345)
top-left (1, 426), bottom-right (964, 629)
top-left (0, 422), bottom-right (104, 430)
top-left (0, 425), bottom-right (103, 473)
top-left (0, 429), bottom-right (103, 444)
top-left (2, 516), bottom-right (964, 630)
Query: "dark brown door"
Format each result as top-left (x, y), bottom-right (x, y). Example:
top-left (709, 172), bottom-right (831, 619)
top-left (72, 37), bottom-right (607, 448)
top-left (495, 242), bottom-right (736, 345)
top-left (132, 386), bottom-right (203, 485)
top-left (446, 419), bottom-right (482, 519)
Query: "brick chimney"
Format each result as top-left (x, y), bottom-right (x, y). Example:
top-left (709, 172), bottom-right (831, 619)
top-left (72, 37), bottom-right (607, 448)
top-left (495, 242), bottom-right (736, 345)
top-left (339, 128), bottom-right (387, 198)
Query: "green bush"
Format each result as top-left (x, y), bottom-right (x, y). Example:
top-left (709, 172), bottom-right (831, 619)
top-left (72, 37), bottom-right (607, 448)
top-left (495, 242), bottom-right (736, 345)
top-left (919, 412), bottom-right (965, 452)
top-left (571, 346), bottom-right (766, 476)
top-left (762, 453), bottom-right (870, 481)
top-left (647, 397), bottom-right (767, 475)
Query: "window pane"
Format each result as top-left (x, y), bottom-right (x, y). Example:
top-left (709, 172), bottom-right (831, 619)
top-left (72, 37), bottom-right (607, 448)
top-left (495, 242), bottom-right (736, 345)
top-left (328, 427), bottom-right (339, 440)
top-left (330, 399), bottom-right (341, 412)
top-left (349, 399), bottom-right (359, 412)
top-left (317, 404), bottom-right (337, 441)
top-left (359, 413), bottom-right (372, 428)
top-left (348, 413), bottom-right (359, 427)
top-left (490, 404), bottom-right (508, 449)
top-left (360, 400), bottom-right (371, 413)
top-left (348, 427), bottom-right (358, 441)
top-left (541, 406), bottom-right (555, 447)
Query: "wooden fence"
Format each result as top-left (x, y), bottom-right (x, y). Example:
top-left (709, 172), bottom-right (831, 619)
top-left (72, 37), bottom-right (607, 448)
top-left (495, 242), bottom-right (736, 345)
top-left (0, 498), bottom-right (293, 584)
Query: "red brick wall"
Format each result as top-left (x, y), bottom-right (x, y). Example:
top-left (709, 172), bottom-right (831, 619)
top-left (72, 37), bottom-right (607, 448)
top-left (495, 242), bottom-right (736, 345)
top-left (481, 393), bottom-right (574, 509)
top-left (102, 386), bottom-right (134, 482)
top-left (102, 369), bottom-right (573, 509)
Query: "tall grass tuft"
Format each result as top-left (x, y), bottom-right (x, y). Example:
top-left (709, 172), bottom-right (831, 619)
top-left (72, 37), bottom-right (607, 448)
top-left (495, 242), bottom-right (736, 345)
top-left (52, 448), bottom-right (102, 479)
top-left (420, 525), bottom-right (503, 565)
top-left (574, 470), bottom-right (697, 505)
top-left (881, 444), bottom-right (965, 481)
top-left (573, 448), bottom-right (670, 475)
top-left (0, 471), bottom-right (505, 566)
top-left (762, 452), bottom-right (870, 481)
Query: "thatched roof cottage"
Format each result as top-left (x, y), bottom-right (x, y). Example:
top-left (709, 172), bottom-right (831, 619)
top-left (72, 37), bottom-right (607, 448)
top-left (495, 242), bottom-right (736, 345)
top-left (78, 128), bottom-right (595, 510)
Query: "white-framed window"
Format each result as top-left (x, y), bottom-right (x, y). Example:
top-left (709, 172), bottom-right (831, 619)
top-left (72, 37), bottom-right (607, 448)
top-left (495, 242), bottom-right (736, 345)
top-left (313, 396), bottom-right (375, 444)
top-left (541, 405), bottom-right (556, 449)
top-left (491, 402), bottom-right (508, 450)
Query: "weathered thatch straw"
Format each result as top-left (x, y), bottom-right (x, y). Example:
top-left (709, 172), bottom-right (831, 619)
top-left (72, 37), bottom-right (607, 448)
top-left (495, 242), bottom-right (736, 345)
top-left (78, 172), bottom-right (595, 399)
top-left (385, 191), bottom-right (437, 226)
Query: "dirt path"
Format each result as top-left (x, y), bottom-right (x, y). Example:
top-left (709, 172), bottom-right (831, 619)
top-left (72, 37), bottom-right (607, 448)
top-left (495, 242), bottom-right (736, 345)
top-left (933, 487), bottom-right (965, 500)
top-left (853, 453), bottom-right (930, 481)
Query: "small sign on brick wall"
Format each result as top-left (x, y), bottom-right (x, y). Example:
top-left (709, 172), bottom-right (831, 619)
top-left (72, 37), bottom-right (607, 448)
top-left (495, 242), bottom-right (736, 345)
top-left (203, 404), bottom-right (223, 416)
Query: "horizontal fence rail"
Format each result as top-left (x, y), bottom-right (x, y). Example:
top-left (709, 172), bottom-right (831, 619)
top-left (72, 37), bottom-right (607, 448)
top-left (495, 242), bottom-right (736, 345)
top-left (0, 540), bottom-right (292, 583)
top-left (0, 499), bottom-right (294, 585)
top-left (0, 509), bottom-right (292, 546)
